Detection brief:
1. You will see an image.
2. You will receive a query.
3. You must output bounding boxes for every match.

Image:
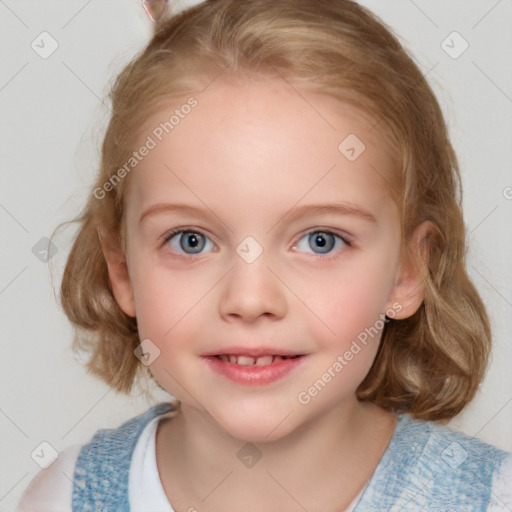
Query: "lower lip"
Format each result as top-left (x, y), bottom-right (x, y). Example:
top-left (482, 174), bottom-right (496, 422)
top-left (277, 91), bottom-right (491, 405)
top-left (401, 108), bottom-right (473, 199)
top-left (202, 356), bottom-right (305, 385)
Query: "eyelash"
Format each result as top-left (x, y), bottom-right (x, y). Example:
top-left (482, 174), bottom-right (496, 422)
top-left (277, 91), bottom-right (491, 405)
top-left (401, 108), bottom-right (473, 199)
top-left (293, 229), bottom-right (352, 260)
top-left (161, 227), bottom-right (352, 260)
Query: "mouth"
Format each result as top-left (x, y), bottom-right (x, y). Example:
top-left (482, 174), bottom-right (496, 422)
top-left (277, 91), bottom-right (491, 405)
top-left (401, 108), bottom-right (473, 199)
top-left (202, 351), bottom-right (306, 385)
top-left (214, 354), bottom-right (303, 366)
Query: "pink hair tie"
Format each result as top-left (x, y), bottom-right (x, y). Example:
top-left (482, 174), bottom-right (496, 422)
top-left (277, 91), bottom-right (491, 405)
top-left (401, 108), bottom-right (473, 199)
top-left (141, 0), bottom-right (170, 23)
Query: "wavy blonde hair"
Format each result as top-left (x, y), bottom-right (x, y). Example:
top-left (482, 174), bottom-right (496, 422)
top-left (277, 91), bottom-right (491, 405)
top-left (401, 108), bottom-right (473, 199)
top-left (58, 0), bottom-right (490, 420)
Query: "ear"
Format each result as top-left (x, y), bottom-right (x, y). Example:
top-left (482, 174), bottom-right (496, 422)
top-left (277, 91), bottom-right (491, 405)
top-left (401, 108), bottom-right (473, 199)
top-left (97, 226), bottom-right (136, 318)
top-left (385, 221), bottom-right (432, 319)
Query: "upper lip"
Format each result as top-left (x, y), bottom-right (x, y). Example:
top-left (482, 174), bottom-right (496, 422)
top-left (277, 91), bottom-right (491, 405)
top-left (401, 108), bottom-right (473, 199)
top-left (202, 347), bottom-right (304, 357)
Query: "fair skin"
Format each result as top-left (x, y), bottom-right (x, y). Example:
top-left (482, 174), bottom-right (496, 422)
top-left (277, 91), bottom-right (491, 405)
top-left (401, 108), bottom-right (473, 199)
top-left (102, 74), bottom-right (427, 512)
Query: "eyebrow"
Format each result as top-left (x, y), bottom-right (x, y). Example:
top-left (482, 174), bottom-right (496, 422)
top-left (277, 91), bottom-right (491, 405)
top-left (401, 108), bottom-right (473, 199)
top-left (280, 203), bottom-right (377, 225)
top-left (139, 202), bottom-right (377, 228)
top-left (139, 203), bottom-right (213, 224)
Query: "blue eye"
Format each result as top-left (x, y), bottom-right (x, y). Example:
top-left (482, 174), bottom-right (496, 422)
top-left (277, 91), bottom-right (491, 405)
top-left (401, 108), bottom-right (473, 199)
top-left (163, 229), bottom-right (348, 257)
top-left (165, 230), bottom-right (215, 255)
top-left (294, 231), bottom-right (347, 256)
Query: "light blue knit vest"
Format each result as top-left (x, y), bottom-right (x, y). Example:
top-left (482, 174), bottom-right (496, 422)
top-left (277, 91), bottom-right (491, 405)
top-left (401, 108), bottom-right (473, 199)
top-left (72, 402), bottom-right (510, 511)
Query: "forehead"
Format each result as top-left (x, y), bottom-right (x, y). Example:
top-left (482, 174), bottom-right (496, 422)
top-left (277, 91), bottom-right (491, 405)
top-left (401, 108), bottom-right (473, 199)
top-left (127, 76), bottom-right (398, 221)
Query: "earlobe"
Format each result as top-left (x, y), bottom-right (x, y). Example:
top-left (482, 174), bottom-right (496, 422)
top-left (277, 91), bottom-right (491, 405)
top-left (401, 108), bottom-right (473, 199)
top-left (386, 221), bottom-right (432, 319)
top-left (97, 226), bottom-right (136, 318)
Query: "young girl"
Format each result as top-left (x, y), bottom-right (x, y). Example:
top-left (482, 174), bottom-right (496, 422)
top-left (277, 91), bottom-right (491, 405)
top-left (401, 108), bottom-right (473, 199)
top-left (17, 0), bottom-right (512, 510)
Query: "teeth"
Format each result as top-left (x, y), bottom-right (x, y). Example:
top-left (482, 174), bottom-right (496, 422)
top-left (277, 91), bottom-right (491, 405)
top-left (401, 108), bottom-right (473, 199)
top-left (255, 355), bottom-right (273, 366)
top-left (237, 356), bottom-right (256, 366)
top-left (217, 355), bottom-right (292, 366)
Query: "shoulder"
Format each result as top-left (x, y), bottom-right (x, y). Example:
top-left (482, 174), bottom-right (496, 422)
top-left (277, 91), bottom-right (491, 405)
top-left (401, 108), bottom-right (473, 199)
top-left (358, 413), bottom-right (512, 509)
top-left (488, 452), bottom-right (512, 510)
top-left (73, 402), bottom-right (178, 510)
top-left (16, 444), bottom-right (81, 512)
top-left (76, 402), bottom-right (177, 461)
top-left (390, 414), bottom-right (512, 506)
top-left (16, 402), bottom-right (178, 512)
top-left (418, 417), bottom-right (511, 470)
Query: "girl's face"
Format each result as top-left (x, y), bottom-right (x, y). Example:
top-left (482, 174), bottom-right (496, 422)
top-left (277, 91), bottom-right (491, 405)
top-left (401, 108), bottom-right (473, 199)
top-left (108, 76), bottom-right (423, 441)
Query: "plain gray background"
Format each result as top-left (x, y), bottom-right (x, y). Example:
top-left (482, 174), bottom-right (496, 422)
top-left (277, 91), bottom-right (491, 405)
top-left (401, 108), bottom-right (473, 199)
top-left (1, 0), bottom-right (511, 509)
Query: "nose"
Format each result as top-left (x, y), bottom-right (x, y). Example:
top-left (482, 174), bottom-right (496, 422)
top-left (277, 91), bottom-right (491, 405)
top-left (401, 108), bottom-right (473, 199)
top-left (218, 255), bottom-right (288, 323)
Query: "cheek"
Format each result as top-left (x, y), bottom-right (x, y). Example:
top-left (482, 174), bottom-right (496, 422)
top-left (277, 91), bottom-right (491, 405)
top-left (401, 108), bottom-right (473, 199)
top-left (300, 254), bottom-right (398, 351)
top-left (129, 253), bottom-right (212, 339)
top-left (293, 267), bottom-right (396, 401)
top-left (129, 261), bottom-right (206, 395)
top-left (127, 255), bottom-right (216, 388)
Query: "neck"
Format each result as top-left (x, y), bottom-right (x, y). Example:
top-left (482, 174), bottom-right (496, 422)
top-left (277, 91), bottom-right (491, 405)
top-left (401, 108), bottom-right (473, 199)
top-left (156, 399), bottom-right (397, 512)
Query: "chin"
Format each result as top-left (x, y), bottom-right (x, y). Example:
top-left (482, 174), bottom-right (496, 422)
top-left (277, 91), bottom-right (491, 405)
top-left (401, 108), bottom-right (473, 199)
top-left (222, 420), bottom-right (290, 444)
top-left (211, 402), bottom-right (296, 444)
